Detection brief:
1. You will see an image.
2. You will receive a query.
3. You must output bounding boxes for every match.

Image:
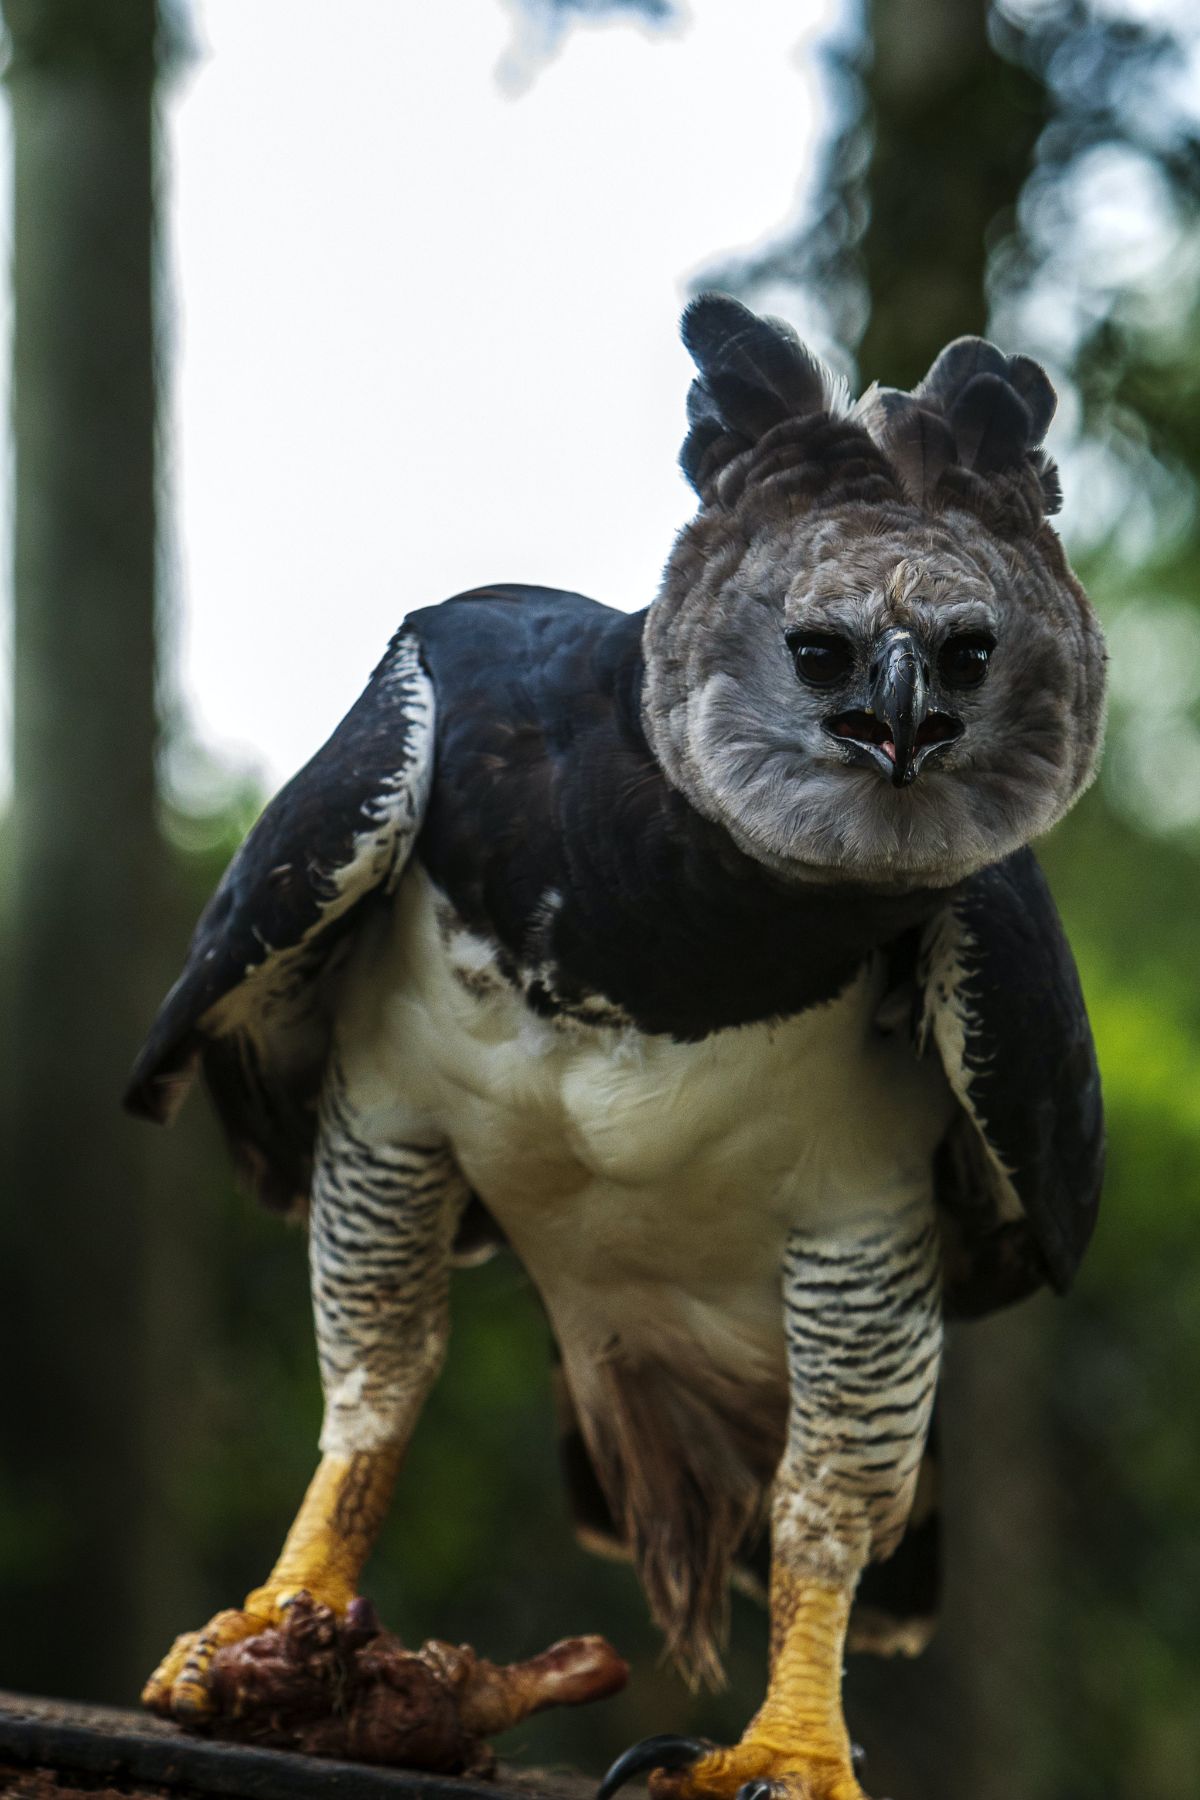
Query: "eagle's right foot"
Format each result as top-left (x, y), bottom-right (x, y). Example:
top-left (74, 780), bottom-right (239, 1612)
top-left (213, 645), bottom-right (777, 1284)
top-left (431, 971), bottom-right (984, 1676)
top-left (143, 1606), bottom-right (267, 1721)
top-left (145, 1447), bottom-right (403, 1720)
top-left (142, 1583), bottom-right (350, 1721)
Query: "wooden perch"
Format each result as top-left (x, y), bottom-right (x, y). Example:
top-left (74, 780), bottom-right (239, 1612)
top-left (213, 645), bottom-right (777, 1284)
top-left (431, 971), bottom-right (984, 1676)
top-left (0, 1670), bottom-right (613, 1800)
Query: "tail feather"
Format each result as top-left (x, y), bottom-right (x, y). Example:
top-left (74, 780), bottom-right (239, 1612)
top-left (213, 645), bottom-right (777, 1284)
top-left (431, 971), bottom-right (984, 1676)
top-left (557, 1367), bottom-right (941, 1672)
top-left (562, 1349), bottom-right (783, 1690)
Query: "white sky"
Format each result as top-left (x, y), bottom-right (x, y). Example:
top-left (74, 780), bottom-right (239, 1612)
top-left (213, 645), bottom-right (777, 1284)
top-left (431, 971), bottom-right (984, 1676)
top-left (10, 0), bottom-right (1181, 817)
top-left (162, 0), bottom-right (838, 797)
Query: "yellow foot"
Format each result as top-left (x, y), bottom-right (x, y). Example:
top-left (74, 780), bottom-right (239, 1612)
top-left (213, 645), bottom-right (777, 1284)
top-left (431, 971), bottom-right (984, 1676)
top-left (141, 1584), bottom-right (349, 1722)
top-left (145, 1449), bottom-right (399, 1723)
top-left (598, 1735), bottom-right (868, 1800)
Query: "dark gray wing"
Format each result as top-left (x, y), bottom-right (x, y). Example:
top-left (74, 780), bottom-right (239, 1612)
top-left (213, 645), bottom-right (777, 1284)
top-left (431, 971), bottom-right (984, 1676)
top-left (125, 629), bottom-right (435, 1211)
top-left (919, 848), bottom-right (1104, 1317)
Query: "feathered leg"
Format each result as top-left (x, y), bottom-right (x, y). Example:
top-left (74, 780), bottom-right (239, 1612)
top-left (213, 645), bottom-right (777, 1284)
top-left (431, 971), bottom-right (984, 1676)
top-left (601, 1205), bottom-right (941, 1800)
top-left (144, 1059), bottom-right (468, 1720)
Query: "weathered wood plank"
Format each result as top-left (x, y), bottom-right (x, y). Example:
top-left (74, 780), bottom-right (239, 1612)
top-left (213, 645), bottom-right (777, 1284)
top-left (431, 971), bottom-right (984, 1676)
top-left (0, 1693), bottom-right (596, 1800)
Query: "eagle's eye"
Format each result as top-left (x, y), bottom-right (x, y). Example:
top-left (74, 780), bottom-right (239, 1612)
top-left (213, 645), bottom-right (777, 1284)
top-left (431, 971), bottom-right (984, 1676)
top-left (938, 633), bottom-right (994, 690)
top-left (786, 631), bottom-right (853, 688)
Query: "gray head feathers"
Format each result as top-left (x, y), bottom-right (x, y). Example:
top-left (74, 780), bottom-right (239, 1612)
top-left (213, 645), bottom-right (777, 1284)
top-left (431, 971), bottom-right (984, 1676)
top-left (680, 293), bottom-right (1062, 520)
top-left (648, 295), bottom-right (1105, 894)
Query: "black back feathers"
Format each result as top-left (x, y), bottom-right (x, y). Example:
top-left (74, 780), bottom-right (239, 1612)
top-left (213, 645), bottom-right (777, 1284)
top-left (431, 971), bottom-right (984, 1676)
top-left (679, 294), bottom-right (841, 496)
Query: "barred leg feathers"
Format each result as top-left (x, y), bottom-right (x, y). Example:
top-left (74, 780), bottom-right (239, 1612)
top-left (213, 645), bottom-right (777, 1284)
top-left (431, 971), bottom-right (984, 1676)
top-left (144, 1061), bottom-right (469, 1724)
top-left (775, 1211), bottom-right (942, 1577)
top-left (599, 1207), bottom-right (941, 1800)
top-left (846, 1440), bottom-right (939, 1658)
top-left (310, 1061), bottom-right (470, 1456)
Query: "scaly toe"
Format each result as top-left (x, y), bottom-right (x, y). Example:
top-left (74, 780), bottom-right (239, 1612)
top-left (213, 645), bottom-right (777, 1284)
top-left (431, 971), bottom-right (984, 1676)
top-left (734, 1777), bottom-right (867, 1800)
top-left (142, 1629), bottom-right (201, 1715)
top-left (644, 1746), bottom-right (868, 1800)
top-left (142, 1606), bottom-right (274, 1722)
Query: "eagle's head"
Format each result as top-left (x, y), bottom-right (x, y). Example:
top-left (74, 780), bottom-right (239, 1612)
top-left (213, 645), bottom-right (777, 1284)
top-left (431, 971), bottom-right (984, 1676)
top-left (643, 295), bottom-right (1107, 889)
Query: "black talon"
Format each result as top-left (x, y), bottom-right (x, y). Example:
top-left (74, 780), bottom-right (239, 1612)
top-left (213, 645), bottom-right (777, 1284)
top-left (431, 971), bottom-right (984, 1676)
top-left (597, 1734), bottom-right (712, 1800)
top-left (735, 1784), bottom-right (774, 1800)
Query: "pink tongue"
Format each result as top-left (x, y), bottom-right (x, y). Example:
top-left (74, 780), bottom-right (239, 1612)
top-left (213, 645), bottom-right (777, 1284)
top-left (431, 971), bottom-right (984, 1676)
top-left (882, 741), bottom-right (896, 763)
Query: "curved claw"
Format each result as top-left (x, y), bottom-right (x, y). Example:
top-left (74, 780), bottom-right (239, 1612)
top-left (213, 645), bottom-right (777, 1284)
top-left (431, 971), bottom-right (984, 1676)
top-left (597, 1735), bottom-right (713, 1800)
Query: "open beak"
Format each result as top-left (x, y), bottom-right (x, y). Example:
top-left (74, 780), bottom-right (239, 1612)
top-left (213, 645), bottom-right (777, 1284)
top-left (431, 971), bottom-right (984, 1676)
top-left (826, 629), bottom-right (962, 787)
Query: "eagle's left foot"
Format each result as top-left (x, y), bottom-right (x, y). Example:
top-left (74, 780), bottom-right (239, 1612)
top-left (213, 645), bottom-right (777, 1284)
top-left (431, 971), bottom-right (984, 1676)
top-left (598, 1577), bottom-right (868, 1800)
top-left (598, 1733), bottom-right (868, 1800)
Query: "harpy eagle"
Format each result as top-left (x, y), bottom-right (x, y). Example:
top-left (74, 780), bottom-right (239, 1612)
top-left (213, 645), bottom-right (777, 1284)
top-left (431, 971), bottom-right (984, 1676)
top-left (128, 296), bottom-right (1106, 1800)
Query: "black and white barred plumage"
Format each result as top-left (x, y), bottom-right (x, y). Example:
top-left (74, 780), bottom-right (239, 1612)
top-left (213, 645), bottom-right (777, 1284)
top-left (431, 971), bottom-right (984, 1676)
top-left (777, 1214), bottom-right (942, 1577)
top-left (310, 1060), bottom-right (467, 1459)
top-left (128, 297), bottom-right (1105, 1694)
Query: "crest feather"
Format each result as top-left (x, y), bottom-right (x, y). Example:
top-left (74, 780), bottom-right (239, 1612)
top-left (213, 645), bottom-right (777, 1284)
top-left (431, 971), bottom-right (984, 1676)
top-left (949, 371), bottom-right (1033, 475)
top-left (680, 293), bottom-right (844, 496)
top-left (854, 387), bottom-right (957, 504)
top-left (861, 334), bottom-right (1060, 513)
top-left (677, 304), bottom-right (1061, 519)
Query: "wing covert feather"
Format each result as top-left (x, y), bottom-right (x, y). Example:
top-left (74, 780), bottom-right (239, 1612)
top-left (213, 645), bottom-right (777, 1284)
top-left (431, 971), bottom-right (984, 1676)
top-left (124, 630), bottom-right (435, 1194)
top-left (919, 848), bottom-right (1104, 1313)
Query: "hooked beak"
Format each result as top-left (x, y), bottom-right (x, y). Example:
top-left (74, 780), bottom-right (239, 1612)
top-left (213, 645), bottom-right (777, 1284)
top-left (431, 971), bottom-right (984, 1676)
top-left (871, 628), bottom-right (927, 788)
top-left (826, 628), bottom-right (962, 787)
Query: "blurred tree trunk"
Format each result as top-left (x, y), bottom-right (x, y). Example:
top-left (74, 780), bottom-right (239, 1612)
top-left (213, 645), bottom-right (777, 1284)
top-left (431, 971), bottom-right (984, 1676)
top-left (942, 1302), bottom-right (1059, 1800)
top-left (846, 1304), bottom-right (1060, 1800)
top-left (0, 0), bottom-right (165, 1702)
top-left (855, 0), bottom-right (1040, 388)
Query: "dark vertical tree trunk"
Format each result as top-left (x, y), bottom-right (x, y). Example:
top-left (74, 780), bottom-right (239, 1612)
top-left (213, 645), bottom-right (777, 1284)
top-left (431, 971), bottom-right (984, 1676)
top-left (943, 1303), bottom-right (1059, 1800)
top-left (0, 0), bottom-right (164, 1703)
top-left (855, 0), bottom-right (1040, 388)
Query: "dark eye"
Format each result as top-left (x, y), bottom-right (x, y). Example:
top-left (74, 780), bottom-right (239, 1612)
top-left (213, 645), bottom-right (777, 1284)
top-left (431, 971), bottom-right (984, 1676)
top-left (938, 633), bottom-right (994, 690)
top-left (785, 631), bottom-right (854, 687)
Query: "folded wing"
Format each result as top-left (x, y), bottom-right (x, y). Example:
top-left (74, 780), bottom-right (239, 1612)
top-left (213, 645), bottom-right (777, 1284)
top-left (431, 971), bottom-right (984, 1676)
top-left (920, 848), bottom-right (1104, 1316)
top-left (124, 629), bottom-right (435, 1213)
